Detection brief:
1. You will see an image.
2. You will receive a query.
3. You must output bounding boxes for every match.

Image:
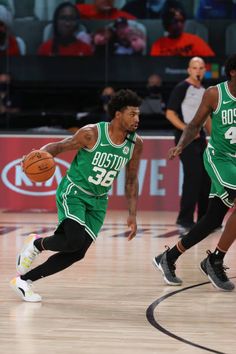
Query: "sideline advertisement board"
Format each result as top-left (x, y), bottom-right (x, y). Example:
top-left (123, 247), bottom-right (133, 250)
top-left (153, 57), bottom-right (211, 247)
top-left (0, 135), bottom-right (181, 211)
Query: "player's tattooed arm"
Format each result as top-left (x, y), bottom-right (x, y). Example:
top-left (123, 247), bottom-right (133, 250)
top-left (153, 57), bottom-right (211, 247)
top-left (125, 136), bottom-right (143, 241)
top-left (40, 125), bottom-right (98, 156)
top-left (169, 87), bottom-right (217, 159)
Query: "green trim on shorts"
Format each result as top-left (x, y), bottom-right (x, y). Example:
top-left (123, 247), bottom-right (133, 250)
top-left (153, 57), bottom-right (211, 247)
top-left (205, 148), bottom-right (236, 190)
top-left (204, 146), bottom-right (235, 208)
top-left (57, 176), bottom-right (107, 242)
top-left (208, 193), bottom-right (233, 208)
top-left (62, 182), bottom-right (86, 226)
top-left (61, 182), bottom-right (98, 241)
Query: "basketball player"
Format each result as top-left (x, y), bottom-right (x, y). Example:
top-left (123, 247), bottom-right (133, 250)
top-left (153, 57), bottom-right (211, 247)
top-left (10, 89), bottom-right (143, 302)
top-left (153, 54), bottom-right (236, 291)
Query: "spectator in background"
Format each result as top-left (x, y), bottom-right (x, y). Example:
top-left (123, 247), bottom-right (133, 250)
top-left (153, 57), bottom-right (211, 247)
top-left (38, 2), bottom-right (93, 56)
top-left (165, 57), bottom-right (211, 235)
top-left (0, 5), bottom-right (21, 56)
top-left (99, 86), bottom-right (115, 119)
top-left (112, 17), bottom-right (147, 55)
top-left (195, 0), bottom-right (236, 19)
top-left (150, 0), bottom-right (215, 56)
top-left (127, 26), bottom-right (147, 55)
top-left (92, 27), bottom-right (115, 55)
top-left (140, 74), bottom-right (165, 115)
top-left (76, 0), bottom-right (136, 20)
top-left (92, 17), bottom-right (147, 56)
top-left (122, 0), bottom-right (167, 19)
top-left (140, 73), bottom-right (167, 129)
top-left (0, 72), bottom-right (20, 114)
top-left (83, 86), bottom-right (115, 122)
top-left (0, 72), bottom-right (21, 129)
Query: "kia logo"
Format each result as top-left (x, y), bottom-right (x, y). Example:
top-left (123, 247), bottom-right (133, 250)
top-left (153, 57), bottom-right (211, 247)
top-left (1, 158), bottom-right (70, 196)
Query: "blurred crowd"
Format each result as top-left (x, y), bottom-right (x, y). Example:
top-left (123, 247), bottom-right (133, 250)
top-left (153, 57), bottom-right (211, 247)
top-left (0, 0), bottom-right (235, 132)
top-left (1, 0), bottom-right (235, 57)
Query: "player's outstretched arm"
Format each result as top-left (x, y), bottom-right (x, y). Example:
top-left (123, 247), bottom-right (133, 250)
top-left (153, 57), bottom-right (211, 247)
top-left (40, 124), bottom-right (98, 157)
top-left (169, 87), bottom-right (217, 160)
top-left (125, 136), bottom-right (143, 241)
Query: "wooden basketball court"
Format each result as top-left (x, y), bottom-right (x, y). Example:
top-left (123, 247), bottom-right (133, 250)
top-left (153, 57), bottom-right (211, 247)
top-left (0, 209), bottom-right (235, 354)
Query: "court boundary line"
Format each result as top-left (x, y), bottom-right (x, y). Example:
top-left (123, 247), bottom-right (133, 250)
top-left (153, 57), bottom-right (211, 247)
top-left (146, 281), bottom-right (235, 354)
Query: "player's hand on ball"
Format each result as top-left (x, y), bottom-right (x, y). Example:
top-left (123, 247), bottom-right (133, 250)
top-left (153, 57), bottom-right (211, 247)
top-left (21, 149), bottom-right (35, 172)
top-left (21, 155), bottom-right (26, 171)
top-left (22, 150), bottom-right (56, 182)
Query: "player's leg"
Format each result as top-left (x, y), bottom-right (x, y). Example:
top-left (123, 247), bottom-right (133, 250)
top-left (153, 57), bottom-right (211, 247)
top-left (200, 148), bottom-right (236, 291)
top-left (11, 193), bottom-right (107, 302)
top-left (201, 189), bottom-right (236, 291)
top-left (176, 141), bottom-right (203, 232)
top-left (22, 226), bottom-right (93, 281)
top-left (153, 197), bottom-right (228, 285)
top-left (16, 216), bottom-right (88, 275)
top-left (197, 156), bottom-right (211, 222)
top-left (16, 178), bottom-right (87, 274)
top-left (11, 220), bottom-right (93, 302)
top-left (153, 146), bottom-right (235, 286)
top-left (16, 233), bottom-right (41, 275)
top-left (21, 196), bottom-right (107, 283)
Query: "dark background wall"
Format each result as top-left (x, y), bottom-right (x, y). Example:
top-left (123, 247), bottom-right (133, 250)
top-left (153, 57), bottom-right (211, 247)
top-left (0, 0), bottom-right (234, 132)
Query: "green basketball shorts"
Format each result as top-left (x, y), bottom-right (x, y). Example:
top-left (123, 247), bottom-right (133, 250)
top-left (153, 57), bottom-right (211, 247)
top-left (56, 176), bottom-right (108, 241)
top-left (204, 146), bottom-right (236, 208)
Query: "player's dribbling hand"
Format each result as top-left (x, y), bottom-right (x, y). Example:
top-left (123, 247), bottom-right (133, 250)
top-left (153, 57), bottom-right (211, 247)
top-left (21, 155), bottom-right (26, 171)
top-left (21, 149), bottom-right (35, 171)
top-left (127, 215), bottom-right (137, 241)
top-left (168, 146), bottom-right (183, 160)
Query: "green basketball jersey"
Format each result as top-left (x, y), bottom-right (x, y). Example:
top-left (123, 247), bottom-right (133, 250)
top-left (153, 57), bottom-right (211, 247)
top-left (209, 81), bottom-right (236, 155)
top-left (66, 121), bottom-right (137, 196)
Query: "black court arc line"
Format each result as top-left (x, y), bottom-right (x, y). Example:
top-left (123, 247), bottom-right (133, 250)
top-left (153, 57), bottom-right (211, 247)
top-left (146, 281), bottom-right (228, 354)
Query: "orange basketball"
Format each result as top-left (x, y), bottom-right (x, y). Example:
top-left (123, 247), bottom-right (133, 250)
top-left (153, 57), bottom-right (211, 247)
top-left (22, 150), bottom-right (56, 182)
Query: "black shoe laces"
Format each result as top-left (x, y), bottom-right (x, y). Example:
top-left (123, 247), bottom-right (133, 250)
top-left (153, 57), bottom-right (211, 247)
top-left (207, 251), bottom-right (230, 282)
top-left (164, 245), bottom-right (176, 276)
top-left (212, 261), bottom-right (230, 282)
top-left (169, 263), bottom-right (177, 276)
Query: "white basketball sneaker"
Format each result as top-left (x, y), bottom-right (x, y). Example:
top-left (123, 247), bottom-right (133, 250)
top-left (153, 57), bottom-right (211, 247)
top-left (17, 234), bottom-right (41, 275)
top-left (10, 276), bottom-right (42, 302)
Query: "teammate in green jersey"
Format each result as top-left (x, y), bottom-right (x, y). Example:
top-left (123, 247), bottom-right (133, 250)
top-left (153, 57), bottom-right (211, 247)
top-left (153, 54), bottom-right (236, 292)
top-left (10, 89), bottom-right (143, 302)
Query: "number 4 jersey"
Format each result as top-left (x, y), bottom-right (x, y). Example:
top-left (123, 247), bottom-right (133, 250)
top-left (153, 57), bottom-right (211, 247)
top-left (66, 122), bottom-right (137, 196)
top-left (209, 81), bottom-right (236, 154)
top-left (204, 81), bottom-right (236, 207)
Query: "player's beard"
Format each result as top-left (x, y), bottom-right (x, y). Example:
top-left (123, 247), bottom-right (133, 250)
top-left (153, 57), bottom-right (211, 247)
top-left (127, 126), bottom-right (137, 133)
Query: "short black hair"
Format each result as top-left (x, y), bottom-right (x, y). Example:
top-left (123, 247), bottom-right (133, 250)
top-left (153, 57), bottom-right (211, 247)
top-left (224, 54), bottom-right (236, 80)
top-left (107, 89), bottom-right (142, 119)
top-left (161, 0), bottom-right (186, 31)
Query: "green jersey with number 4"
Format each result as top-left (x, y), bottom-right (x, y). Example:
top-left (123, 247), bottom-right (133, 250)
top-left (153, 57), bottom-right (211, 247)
top-left (209, 81), bottom-right (236, 154)
top-left (66, 121), bottom-right (137, 196)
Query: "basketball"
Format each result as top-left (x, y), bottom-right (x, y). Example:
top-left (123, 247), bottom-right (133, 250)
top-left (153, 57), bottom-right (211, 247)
top-left (22, 150), bottom-right (56, 182)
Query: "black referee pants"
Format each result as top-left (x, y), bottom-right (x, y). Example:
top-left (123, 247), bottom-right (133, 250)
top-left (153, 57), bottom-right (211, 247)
top-left (177, 138), bottom-right (211, 227)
